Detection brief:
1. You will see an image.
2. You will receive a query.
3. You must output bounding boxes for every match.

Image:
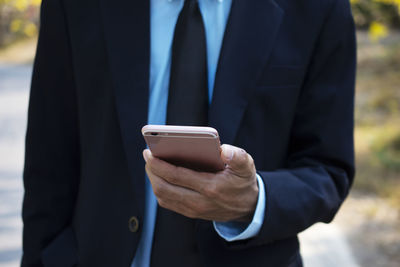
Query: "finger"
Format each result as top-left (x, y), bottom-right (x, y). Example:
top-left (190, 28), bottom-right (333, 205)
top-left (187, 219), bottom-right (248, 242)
top-left (143, 149), bottom-right (151, 162)
top-left (145, 151), bottom-right (214, 194)
top-left (146, 163), bottom-right (194, 203)
top-left (220, 144), bottom-right (255, 177)
top-left (145, 165), bottom-right (209, 218)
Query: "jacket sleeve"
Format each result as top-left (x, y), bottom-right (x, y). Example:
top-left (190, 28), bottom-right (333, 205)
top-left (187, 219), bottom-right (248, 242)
top-left (22, 0), bottom-right (80, 265)
top-left (245, 0), bottom-right (356, 246)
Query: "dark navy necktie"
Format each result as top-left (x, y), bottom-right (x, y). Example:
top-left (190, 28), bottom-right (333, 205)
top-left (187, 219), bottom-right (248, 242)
top-left (167, 0), bottom-right (209, 126)
top-left (151, 1), bottom-right (207, 266)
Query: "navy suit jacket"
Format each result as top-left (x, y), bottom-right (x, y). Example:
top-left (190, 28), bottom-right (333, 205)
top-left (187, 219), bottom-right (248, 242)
top-left (22, 0), bottom-right (356, 266)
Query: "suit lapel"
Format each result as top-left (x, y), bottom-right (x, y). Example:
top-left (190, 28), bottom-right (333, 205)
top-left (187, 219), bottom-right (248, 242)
top-left (99, 0), bottom-right (150, 215)
top-left (209, 0), bottom-right (284, 145)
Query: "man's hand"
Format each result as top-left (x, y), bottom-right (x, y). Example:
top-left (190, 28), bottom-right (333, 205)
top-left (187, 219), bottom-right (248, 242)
top-left (143, 144), bottom-right (259, 222)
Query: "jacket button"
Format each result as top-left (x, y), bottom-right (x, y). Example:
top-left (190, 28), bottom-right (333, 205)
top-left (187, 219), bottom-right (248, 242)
top-left (129, 216), bottom-right (140, 233)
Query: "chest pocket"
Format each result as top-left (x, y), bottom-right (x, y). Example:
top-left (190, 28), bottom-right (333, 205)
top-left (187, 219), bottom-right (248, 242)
top-left (256, 65), bottom-right (306, 89)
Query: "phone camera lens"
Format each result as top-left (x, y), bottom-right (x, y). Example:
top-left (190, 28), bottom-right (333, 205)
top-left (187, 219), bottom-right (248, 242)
top-left (151, 132), bottom-right (158, 136)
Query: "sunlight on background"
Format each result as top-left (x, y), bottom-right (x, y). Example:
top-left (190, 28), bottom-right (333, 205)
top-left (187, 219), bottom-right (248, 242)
top-left (0, 1), bottom-right (399, 267)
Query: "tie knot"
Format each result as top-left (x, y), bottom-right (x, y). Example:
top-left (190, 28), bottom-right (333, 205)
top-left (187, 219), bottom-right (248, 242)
top-left (185, 0), bottom-right (198, 6)
top-left (182, 0), bottom-right (199, 13)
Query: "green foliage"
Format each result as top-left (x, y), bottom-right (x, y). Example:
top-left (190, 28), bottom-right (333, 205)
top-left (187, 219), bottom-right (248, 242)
top-left (354, 32), bottom-right (400, 209)
top-left (371, 129), bottom-right (400, 170)
top-left (351, 0), bottom-right (400, 41)
top-left (0, 0), bottom-right (41, 47)
top-left (351, 0), bottom-right (400, 29)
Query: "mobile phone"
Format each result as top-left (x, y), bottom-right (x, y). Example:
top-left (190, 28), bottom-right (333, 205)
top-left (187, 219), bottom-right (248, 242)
top-left (142, 125), bottom-right (225, 172)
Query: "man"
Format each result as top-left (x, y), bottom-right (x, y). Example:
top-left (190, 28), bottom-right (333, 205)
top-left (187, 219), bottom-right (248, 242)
top-left (22, 0), bottom-right (356, 266)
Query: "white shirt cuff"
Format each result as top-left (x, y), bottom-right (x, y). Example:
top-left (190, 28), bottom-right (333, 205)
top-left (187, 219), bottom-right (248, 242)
top-left (213, 174), bottom-right (266, 242)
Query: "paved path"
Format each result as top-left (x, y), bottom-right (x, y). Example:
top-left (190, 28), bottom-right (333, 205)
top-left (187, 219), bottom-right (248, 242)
top-left (0, 63), bottom-right (30, 267)
top-left (0, 63), bottom-right (360, 267)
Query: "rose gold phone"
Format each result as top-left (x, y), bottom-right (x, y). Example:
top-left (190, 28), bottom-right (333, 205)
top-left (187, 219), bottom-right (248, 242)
top-left (142, 125), bottom-right (225, 172)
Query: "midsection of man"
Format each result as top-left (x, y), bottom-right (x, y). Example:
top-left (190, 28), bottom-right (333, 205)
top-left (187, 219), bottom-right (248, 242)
top-left (22, 0), bottom-right (356, 266)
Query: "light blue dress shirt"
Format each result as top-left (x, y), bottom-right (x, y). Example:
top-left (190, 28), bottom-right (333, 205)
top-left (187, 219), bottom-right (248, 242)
top-left (132, 0), bottom-right (266, 266)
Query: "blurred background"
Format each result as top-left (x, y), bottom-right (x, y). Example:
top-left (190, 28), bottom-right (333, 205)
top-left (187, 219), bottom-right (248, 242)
top-left (0, 0), bottom-right (399, 266)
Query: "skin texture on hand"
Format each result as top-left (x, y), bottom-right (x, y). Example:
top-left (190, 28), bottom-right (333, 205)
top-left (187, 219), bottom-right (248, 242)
top-left (143, 144), bottom-right (259, 222)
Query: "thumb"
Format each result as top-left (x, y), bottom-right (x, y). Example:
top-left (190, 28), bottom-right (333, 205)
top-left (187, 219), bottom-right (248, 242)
top-left (221, 144), bottom-right (255, 177)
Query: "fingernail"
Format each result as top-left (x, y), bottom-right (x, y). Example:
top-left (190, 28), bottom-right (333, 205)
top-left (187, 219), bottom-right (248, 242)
top-left (143, 150), bottom-right (150, 162)
top-left (223, 147), bottom-right (234, 161)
